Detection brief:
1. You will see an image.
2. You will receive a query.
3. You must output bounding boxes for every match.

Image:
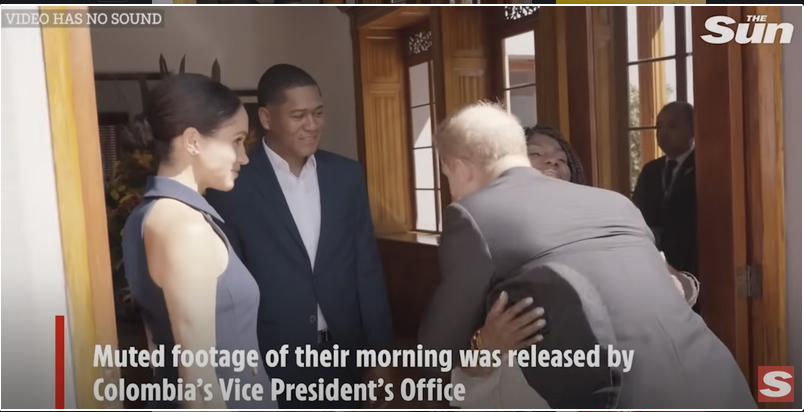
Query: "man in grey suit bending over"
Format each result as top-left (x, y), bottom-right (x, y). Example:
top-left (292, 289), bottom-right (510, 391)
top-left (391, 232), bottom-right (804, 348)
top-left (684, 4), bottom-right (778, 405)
top-left (418, 102), bottom-right (756, 410)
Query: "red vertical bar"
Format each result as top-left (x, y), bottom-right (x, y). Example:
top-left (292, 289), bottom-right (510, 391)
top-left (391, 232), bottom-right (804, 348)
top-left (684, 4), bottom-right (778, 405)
top-left (55, 315), bottom-right (65, 409)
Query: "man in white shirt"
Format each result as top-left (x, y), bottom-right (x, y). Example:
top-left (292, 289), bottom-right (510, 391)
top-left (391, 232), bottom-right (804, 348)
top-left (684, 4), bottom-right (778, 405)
top-left (206, 64), bottom-right (393, 409)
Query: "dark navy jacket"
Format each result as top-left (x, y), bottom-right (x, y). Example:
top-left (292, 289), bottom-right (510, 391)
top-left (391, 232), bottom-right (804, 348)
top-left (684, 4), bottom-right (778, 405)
top-left (205, 148), bottom-right (394, 375)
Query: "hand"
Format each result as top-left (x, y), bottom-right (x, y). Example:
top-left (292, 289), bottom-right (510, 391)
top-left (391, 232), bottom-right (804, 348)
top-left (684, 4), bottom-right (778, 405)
top-left (363, 364), bottom-right (394, 384)
top-left (665, 263), bottom-right (700, 306)
top-left (478, 291), bottom-right (546, 353)
top-left (362, 366), bottom-right (393, 408)
top-left (666, 264), bottom-right (686, 297)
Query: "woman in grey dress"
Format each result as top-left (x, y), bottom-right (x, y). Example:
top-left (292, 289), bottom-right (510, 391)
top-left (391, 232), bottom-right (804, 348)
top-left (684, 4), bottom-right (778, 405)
top-left (122, 73), bottom-right (277, 409)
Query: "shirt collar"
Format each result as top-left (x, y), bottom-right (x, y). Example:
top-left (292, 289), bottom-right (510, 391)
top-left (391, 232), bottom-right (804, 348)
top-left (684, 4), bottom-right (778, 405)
top-left (669, 141), bottom-right (695, 166)
top-left (262, 138), bottom-right (317, 173)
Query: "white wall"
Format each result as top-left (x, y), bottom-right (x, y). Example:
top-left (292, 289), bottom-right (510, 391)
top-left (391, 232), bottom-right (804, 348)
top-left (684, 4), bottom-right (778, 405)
top-left (781, 5), bottom-right (801, 409)
top-left (90, 5), bottom-right (357, 159)
top-left (0, 7), bottom-right (77, 409)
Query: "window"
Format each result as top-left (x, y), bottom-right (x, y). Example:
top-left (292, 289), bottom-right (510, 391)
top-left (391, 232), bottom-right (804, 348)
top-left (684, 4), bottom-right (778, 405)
top-left (503, 31), bottom-right (537, 127)
top-left (498, 6), bottom-right (539, 127)
top-left (627, 6), bottom-right (693, 190)
top-left (405, 28), bottom-right (442, 233)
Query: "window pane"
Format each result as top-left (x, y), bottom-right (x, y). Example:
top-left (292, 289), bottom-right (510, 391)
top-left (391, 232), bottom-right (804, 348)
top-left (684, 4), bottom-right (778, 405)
top-left (627, 6), bottom-right (676, 61)
top-left (414, 147), bottom-right (435, 189)
top-left (507, 85), bottom-right (537, 127)
top-left (411, 105), bottom-right (432, 148)
top-left (628, 59), bottom-right (677, 128)
top-left (436, 189), bottom-right (443, 232)
top-left (629, 129), bottom-right (643, 191)
top-left (504, 31), bottom-right (535, 88)
top-left (685, 6), bottom-right (692, 54)
top-left (433, 147), bottom-right (442, 189)
top-left (686, 55), bottom-right (694, 105)
top-left (409, 62), bottom-right (430, 107)
top-left (429, 61), bottom-right (436, 105)
top-left (662, 6), bottom-right (676, 58)
top-left (629, 128), bottom-right (661, 191)
top-left (627, 6), bottom-right (638, 61)
top-left (415, 190), bottom-right (437, 232)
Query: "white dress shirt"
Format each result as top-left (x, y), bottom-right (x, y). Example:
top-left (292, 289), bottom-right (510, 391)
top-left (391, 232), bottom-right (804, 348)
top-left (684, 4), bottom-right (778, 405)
top-left (666, 142), bottom-right (695, 179)
top-left (663, 142), bottom-right (695, 195)
top-left (263, 141), bottom-right (328, 331)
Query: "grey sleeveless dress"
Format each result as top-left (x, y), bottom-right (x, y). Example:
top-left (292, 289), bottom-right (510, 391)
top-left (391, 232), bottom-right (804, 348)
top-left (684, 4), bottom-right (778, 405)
top-left (122, 176), bottom-right (277, 409)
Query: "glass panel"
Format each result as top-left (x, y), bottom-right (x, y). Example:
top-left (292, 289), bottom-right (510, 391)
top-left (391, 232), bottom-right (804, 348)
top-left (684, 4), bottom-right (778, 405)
top-left (429, 61), bottom-right (436, 105)
top-left (629, 128), bottom-right (661, 191)
top-left (629, 129), bottom-right (642, 192)
top-left (434, 148), bottom-right (441, 189)
top-left (415, 190), bottom-right (437, 232)
top-left (662, 6), bottom-right (676, 58)
top-left (414, 147), bottom-right (435, 189)
top-left (628, 59), bottom-right (677, 128)
top-left (685, 6), bottom-right (692, 54)
top-left (627, 6), bottom-right (638, 61)
top-left (436, 189), bottom-right (443, 232)
top-left (411, 105), bottom-right (432, 148)
top-left (409, 62), bottom-right (430, 107)
top-left (504, 31), bottom-right (536, 88)
top-left (507, 85), bottom-right (537, 128)
top-left (686, 55), bottom-right (694, 105)
top-left (627, 6), bottom-right (676, 61)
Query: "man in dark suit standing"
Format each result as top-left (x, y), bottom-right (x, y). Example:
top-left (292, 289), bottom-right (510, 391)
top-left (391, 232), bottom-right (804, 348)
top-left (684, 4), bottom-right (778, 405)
top-left (418, 102), bottom-right (755, 409)
top-left (206, 64), bottom-right (393, 409)
top-left (632, 102), bottom-right (698, 312)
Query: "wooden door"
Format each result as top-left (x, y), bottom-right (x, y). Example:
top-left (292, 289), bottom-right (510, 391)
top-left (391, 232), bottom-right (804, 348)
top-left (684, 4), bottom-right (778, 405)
top-left (741, 6), bottom-right (788, 408)
top-left (40, 6), bottom-right (122, 408)
top-left (691, 6), bottom-right (788, 405)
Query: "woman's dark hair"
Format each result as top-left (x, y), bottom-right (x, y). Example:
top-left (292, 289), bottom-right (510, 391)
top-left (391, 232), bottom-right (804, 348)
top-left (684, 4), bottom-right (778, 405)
top-left (524, 124), bottom-right (587, 185)
top-left (124, 73), bottom-right (243, 162)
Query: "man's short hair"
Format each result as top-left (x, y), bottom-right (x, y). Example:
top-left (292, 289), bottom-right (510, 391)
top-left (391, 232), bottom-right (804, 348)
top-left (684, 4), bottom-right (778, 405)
top-left (435, 101), bottom-right (527, 169)
top-left (659, 101), bottom-right (694, 129)
top-left (257, 64), bottom-right (319, 107)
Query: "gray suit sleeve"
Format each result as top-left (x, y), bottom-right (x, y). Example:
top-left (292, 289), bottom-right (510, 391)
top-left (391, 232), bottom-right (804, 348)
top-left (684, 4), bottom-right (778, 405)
top-left (418, 203), bottom-right (493, 358)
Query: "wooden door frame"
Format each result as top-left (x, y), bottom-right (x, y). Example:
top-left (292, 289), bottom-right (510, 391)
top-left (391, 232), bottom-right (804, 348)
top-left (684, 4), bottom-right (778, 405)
top-left (692, 5), bottom-right (788, 402)
top-left (741, 6), bottom-right (789, 407)
top-left (40, 6), bottom-right (122, 409)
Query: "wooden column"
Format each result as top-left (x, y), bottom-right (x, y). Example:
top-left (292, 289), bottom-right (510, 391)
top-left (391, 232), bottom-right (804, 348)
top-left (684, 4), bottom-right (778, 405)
top-left (431, 6), bottom-right (491, 121)
top-left (40, 5), bottom-right (121, 409)
top-left (356, 28), bottom-right (414, 234)
top-left (535, 6), bottom-right (569, 134)
top-left (590, 6), bottom-right (630, 194)
top-left (636, 6), bottom-right (668, 164)
top-left (564, 6), bottom-right (598, 186)
top-left (431, 6), bottom-right (492, 206)
top-left (742, 6), bottom-right (787, 406)
top-left (691, 5), bottom-right (751, 381)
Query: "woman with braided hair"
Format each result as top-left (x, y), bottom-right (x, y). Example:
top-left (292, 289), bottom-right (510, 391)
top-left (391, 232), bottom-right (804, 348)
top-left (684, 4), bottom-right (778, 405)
top-left (523, 124), bottom-right (587, 185)
top-left (521, 123), bottom-right (698, 306)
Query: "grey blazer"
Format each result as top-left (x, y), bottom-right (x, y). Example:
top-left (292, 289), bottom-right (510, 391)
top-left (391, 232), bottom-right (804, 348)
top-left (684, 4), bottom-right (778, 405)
top-left (418, 167), bottom-right (756, 410)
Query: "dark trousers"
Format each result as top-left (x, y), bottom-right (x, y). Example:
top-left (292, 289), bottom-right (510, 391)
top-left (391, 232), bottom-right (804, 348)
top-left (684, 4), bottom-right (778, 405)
top-left (268, 341), bottom-right (362, 409)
